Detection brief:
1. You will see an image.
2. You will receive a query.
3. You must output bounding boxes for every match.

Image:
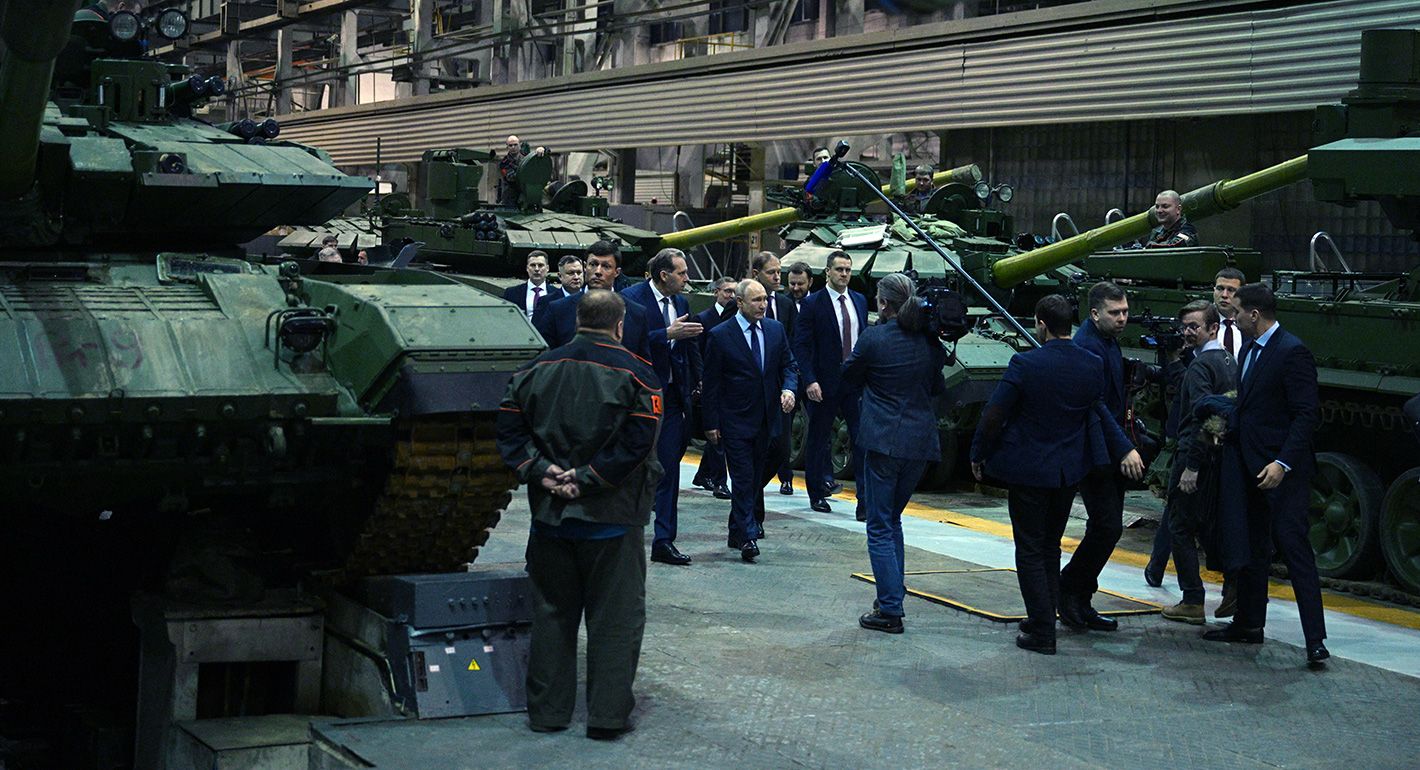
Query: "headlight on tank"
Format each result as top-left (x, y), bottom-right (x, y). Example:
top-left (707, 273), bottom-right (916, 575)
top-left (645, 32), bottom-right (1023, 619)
top-left (156, 9), bottom-right (190, 40)
top-left (996, 184), bottom-right (1014, 203)
top-left (110, 11), bottom-right (141, 41)
top-left (973, 181), bottom-right (991, 202)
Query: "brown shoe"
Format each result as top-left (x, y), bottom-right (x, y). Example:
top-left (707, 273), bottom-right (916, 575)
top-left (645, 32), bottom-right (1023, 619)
top-left (1161, 602), bottom-right (1205, 625)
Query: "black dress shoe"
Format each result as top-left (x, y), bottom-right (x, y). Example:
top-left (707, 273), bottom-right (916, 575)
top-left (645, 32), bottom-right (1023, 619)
top-left (1057, 594), bottom-right (1088, 630)
top-left (740, 540), bottom-right (759, 562)
top-left (1201, 623), bottom-right (1264, 644)
top-left (855, 505), bottom-right (866, 523)
top-left (1143, 560), bottom-right (1164, 588)
top-left (779, 481), bottom-right (794, 495)
top-left (650, 543), bottom-right (692, 566)
top-left (1080, 604), bottom-right (1118, 632)
top-left (1015, 632), bottom-right (1056, 655)
top-left (825, 481), bottom-right (843, 495)
top-left (859, 609), bottom-right (904, 634)
top-left (809, 499), bottom-right (832, 513)
top-left (712, 484), bottom-right (732, 499)
top-left (692, 475), bottom-right (712, 490)
top-left (1306, 640), bottom-right (1330, 668)
top-left (529, 722), bottom-right (568, 733)
top-left (586, 724), bottom-right (634, 741)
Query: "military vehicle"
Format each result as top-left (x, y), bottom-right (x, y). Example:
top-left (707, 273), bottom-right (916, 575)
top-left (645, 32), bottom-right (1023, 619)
top-left (0, 1), bottom-right (543, 764)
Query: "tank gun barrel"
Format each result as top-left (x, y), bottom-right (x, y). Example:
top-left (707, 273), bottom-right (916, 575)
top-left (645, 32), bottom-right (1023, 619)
top-left (0, 0), bottom-right (81, 200)
top-left (988, 155), bottom-right (1309, 289)
top-left (658, 164), bottom-right (981, 252)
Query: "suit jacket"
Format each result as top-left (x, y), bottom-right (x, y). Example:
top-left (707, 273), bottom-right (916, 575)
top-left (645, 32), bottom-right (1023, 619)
top-left (969, 339), bottom-right (1109, 488)
top-left (792, 287), bottom-right (868, 399)
top-left (1073, 319), bottom-right (1135, 462)
top-left (840, 319), bottom-right (947, 461)
top-left (620, 281), bottom-right (701, 403)
top-left (694, 303), bottom-right (736, 368)
top-left (1235, 326), bottom-right (1319, 477)
top-left (533, 290), bottom-right (652, 364)
top-left (502, 281), bottom-right (555, 317)
top-left (531, 286), bottom-right (570, 323)
top-left (764, 291), bottom-right (797, 341)
top-left (702, 316), bottom-right (799, 442)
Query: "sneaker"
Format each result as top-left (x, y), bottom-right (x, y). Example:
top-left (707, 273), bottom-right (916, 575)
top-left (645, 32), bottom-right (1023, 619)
top-left (1161, 602), bottom-right (1205, 625)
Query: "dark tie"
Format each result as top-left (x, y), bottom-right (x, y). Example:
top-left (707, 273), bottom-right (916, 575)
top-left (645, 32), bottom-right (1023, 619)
top-left (749, 322), bottom-right (763, 373)
top-left (531, 285), bottom-right (542, 316)
top-left (1223, 318), bottom-right (1235, 355)
top-left (661, 297), bottom-right (675, 349)
top-left (767, 296), bottom-right (776, 320)
top-left (838, 294), bottom-right (852, 360)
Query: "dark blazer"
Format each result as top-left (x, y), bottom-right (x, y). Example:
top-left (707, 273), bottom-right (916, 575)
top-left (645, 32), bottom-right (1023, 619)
top-left (840, 319), bottom-right (947, 462)
top-left (502, 281), bottom-right (555, 316)
top-left (1073, 318), bottom-right (1135, 461)
top-left (792, 287), bottom-right (867, 398)
top-left (533, 290), bottom-right (652, 364)
top-left (702, 316), bottom-right (799, 441)
top-left (694, 303), bottom-right (736, 365)
top-left (969, 339), bottom-right (1108, 488)
top-left (531, 286), bottom-right (570, 323)
top-left (620, 281), bottom-right (700, 403)
top-left (764, 291), bottom-right (797, 340)
top-left (1235, 326), bottom-right (1319, 477)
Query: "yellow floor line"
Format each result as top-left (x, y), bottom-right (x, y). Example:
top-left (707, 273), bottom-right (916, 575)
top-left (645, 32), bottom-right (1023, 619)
top-left (680, 450), bottom-right (1420, 630)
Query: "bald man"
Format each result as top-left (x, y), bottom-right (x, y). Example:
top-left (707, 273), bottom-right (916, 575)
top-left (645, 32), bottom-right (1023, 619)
top-left (1144, 190), bottom-right (1199, 248)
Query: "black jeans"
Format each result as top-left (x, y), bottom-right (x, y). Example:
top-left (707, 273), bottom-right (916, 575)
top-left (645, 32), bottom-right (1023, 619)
top-left (1060, 468), bottom-right (1124, 597)
top-left (1009, 484), bottom-right (1078, 637)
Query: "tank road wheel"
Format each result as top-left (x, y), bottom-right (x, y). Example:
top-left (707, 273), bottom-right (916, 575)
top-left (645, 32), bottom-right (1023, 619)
top-left (831, 417), bottom-right (854, 480)
top-left (789, 408), bottom-right (809, 469)
top-left (1380, 468), bottom-right (1420, 595)
top-left (917, 429), bottom-right (960, 490)
top-left (1307, 452), bottom-right (1384, 578)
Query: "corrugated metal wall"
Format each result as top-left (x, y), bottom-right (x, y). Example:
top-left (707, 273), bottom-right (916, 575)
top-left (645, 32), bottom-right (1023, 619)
top-left (278, 0), bottom-right (1420, 166)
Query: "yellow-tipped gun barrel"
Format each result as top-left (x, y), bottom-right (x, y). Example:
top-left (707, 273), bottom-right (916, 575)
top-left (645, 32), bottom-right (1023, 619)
top-left (988, 155), bottom-right (1310, 289)
top-left (658, 164), bottom-right (981, 252)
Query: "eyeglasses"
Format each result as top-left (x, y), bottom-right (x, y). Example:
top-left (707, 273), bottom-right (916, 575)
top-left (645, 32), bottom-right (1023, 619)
top-left (1180, 322), bottom-right (1203, 331)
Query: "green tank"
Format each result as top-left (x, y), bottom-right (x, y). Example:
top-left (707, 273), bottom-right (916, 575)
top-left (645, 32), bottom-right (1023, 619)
top-left (0, 1), bottom-right (543, 756)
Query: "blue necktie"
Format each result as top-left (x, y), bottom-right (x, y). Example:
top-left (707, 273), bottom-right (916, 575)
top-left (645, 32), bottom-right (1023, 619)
top-left (749, 322), bottom-right (763, 372)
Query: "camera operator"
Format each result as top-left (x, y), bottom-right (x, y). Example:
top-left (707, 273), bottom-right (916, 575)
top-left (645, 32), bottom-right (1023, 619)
top-left (840, 273), bottom-right (947, 634)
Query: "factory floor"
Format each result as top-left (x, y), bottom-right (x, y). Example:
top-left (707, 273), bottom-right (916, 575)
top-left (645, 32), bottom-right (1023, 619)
top-left (313, 456), bottom-right (1420, 769)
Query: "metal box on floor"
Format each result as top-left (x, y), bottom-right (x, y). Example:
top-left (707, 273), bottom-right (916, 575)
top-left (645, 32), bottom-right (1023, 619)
top-left (168, 715), bottom-right (310, 770)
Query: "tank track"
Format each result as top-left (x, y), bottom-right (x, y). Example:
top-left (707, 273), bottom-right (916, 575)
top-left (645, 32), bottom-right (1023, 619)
top-left (341, 413), bottom-right (516, 578)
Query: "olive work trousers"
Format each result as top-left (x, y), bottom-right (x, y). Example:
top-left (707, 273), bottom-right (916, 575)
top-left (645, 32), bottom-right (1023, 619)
top-left (524, 526), bottom-right (646, 731)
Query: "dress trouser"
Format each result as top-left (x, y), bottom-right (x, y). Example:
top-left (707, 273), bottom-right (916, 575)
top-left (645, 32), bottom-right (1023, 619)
top-left (1009, 484), bottom-right (1078, 637)
top-left (1236, 470), bottom-right (1327, 642)
top-left (525, 527), bottom-right (646, 730)
top-left (722, 433), bottom-right (768, 544)
top-left (695, 439), bottom-right (727, 486)
top-left (862, 451), bottom-right (929, 617)
top-left (775, 406), bottom-right (797, 484)
top-left (1060, 467), bottom-right (1125, 597)
top-left (651, 388), bottom-right (688, 547)
top-left (1166, 461), bottom-right (1207, 604)
top-left (805, 389), bottom-right (863, 500)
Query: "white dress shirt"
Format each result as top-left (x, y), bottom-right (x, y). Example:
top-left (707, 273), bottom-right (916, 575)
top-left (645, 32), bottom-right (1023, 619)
top-left (523, 281), bottom-right (548, 319)
top-left (825, 285), bottom-right (859, 354)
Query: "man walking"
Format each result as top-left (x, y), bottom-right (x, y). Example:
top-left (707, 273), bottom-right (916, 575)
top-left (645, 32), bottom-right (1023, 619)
top-left (751, 251), bottom-right (799, 495)
top-left (496, 290), bottom-right (662, 739)
top-left (691, 277), bottom-right (737, 499)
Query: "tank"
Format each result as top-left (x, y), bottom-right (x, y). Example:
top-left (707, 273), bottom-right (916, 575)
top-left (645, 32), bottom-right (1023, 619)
top-left (0, 1), bottom-right (543, 760)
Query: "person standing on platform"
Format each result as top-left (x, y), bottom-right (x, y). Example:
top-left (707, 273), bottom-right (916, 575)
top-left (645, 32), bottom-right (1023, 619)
top-left (504, 251), bottom-right (553, 320)
top-left (1060, 281), bottom-right (1145, 632)
top-left (622, 249), bottom-right (704, 566)
top-left (842, 274), bottom-right (946, 634)
top-left (1204, 283), bottom-right (1329, 668)
top-left (1143, 190), bottom-right (1199, 248)
top-left (692, 277), bottom-right (738, 500)
top-left (534, 240), bottom-right (651, 361)
top-left (751, 251), bottom-right (799, 496)
top-left (702, 280), bottom-right (798, 563)
top-left (970, 295), bottom-right (1131, 655)
top-left (496, 290), bottom-right (662, 740)
top-left (793, 250), bottom-right (868, 518)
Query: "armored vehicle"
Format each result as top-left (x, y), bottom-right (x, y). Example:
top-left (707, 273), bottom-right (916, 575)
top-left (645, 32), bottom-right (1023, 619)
top-left (0, 1), bottom-right (543, 762)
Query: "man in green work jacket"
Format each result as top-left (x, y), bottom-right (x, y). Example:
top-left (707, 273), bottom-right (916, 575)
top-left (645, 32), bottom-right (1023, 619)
top-left (496, 290), bottom-right (664, 741)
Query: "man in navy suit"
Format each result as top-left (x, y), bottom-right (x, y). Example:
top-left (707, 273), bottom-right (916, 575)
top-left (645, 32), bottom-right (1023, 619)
top-left (793, 250), bottom-right (868, 516)
top-left (970, 295), bottom-right (1135, 655)
top-left (1060, 281), bottom-right (1144, 632)
top-left (751, 252), bottom-right (800, 496)
top-left (1204, 283), bottom-right (1328, 667)
top-left (502, 250), bottom-right (553, 320)
top-left (534, 241), bottom-right (651, 362)
top-left (702, 279), bottom-right (798, 563)
top-left (691, 277), bottom-right (739, 499)
top-left (531, 255), bottom-right (583, 322)
top-left (621, 249), bottom-right (704, 566)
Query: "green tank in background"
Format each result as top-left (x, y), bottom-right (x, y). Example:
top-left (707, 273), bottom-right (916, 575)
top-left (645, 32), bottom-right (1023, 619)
top-left (0, 2), bottom-right (543, 762)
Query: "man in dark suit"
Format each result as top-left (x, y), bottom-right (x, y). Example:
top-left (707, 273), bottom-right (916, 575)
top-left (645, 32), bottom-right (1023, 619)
top-left (1204, 282), bottom-right (1328, 668)
top-left (785, 261), bottom-right (813, 313)
top-left (531, 255), bottom-right (583, 322)
top-left (534, 241), bottom-right (651, 362)
top-left (1060, 281), bottom-right (1144, 632)
top-left (702, 279), bottom-right (798, 563)
top-left (691, 277), bottom-right (739, 499)
top-left (622, 249), bottom-right (704, 566)
top-left (502, 250), bottom-right (553, 320)
top-left (793, 250), bottom-right (868, 516)
top-left (751, 252), bottom-right (799, 496)
top-left (970, 295), bottom-right (1134, 655)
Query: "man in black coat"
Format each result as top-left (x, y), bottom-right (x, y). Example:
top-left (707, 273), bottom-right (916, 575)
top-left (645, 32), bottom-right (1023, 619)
top-left (750, 251), bottom-right (799, 495)
top-left (1204, 283), bottom-right (1329, 668)
top-left (502, 250), bottom-right (553, 320)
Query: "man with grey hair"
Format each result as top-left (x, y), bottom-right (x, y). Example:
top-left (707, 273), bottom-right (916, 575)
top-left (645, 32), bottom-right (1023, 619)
top-left (622, 248), bottom-right (703, 565)
top-left (1144, 190), bottom-right (1199, 248)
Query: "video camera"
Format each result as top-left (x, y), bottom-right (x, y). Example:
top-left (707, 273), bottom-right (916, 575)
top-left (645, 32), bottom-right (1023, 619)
top-left (1133, 314), bottom-right (1185, 352)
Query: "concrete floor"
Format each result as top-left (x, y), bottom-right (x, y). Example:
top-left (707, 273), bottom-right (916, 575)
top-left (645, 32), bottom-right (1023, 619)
top-left (312, 459), bottom-right (1420, 769)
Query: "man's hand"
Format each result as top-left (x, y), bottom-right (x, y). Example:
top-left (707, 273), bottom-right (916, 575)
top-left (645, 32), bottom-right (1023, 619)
top-left (781, 390), bottom-right (795, 413)
top-left (705, 429), bottom-right (719, 444)
top-left (533, 146), bottom-right (546, 156)
top-left (971, 461), bottom-right (984, 482)
top-left (1179, 468), bottom-right (1199, 494)
top-left (807, 382), bottom-right (823, 402)
top-left (1256, 461), bottom-right (1286, 490)
top-left (667, 314), bottom-right (703, 340)
top-left (1119, 449), bottom-right (1145, 480)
